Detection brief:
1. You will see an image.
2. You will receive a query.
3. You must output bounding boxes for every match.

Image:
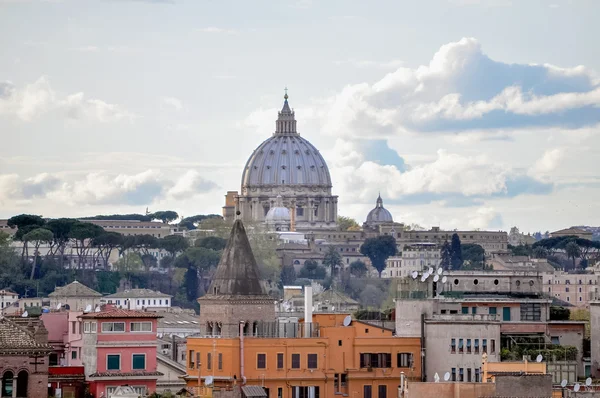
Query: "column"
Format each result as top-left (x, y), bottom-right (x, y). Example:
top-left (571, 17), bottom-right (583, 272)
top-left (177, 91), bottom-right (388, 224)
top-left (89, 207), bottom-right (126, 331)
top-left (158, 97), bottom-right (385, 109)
top-left (12, 376), bottom-right (17, 398)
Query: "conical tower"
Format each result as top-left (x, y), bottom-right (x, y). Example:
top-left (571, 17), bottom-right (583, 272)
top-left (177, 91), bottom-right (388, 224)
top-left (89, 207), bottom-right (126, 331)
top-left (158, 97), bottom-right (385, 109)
top-left (198, 219), bottom-right (276, 337)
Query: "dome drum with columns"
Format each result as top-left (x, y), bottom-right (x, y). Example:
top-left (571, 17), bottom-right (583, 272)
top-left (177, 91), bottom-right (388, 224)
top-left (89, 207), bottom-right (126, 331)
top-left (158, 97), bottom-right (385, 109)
top-left (234, 91), bottom-right (338, 231)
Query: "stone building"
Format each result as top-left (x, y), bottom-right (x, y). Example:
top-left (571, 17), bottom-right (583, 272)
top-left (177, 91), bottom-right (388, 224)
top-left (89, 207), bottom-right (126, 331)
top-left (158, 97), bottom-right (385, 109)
top-left (48, 280), bottom-right (103, 312)
top-left (0, 316), bottom-right (53, 397)
top-left (227, 93), bottom-right (338, 231)
top-left (197, 219), bottom-right (276, 337)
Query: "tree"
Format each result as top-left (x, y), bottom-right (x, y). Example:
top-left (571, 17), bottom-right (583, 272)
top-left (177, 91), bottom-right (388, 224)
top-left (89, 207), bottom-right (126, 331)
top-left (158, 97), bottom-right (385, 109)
top-left (7, 214), bottom-right (45, 261)
top-left (462, 244), bottom-right (485, 269)
top-left (69, 222), bottom-right (105, 269)
top-left (322, 246), bottom-right (343, 277)
top-left (160, 235), bottom-right (189, 259)
top-left (151, 210), bottom-right (179, 224)
top-left (337, 216), bottom-right (360, 231)
top-left (92, 232), bottom-right (123, 269)
top-left (298, 260), bottom-right (327, 280)
top-left (440, 240), bottom-right (451, 270)
top-left (359, 284), bottom-right (387, 309)
top-left (349, 260), bottom-right (368, 277)
top-left (22, 228), bottom-right (53, 279)
top-left (450, 233), bottom-right (463, 270)
top-left (80, 213), bottom-right (152, 222)
top-left (114, 252), bottom-right (143, 273)
top-left (565, 241), bottom-right (581, 271)
top-left (175, 247), bottom-right (221, 301)
top-left (131, 234), bottom-right (159, 270)
top-left (532, 246), bottom-right (548, 259)
top-left (179, 214), bottom-right (223, 230)
top-left (360, 235), bottom-right (397, 277)
top-left (46, 218), bottom-right (78, 266)
top-left (195, 236), bottom-right (227, 251)
top-left (280, 265), bottom-right (297, 286)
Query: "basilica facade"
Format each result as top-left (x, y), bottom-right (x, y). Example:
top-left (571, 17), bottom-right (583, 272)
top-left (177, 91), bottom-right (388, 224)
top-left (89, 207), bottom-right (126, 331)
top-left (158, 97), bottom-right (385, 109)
top-left (224, 93), bottom-right (338, 231)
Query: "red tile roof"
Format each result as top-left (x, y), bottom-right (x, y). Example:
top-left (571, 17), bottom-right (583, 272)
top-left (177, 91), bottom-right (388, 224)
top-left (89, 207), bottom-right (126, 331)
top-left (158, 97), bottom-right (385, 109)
top-left (79, 308), bottom-right (162, 319)
top-left (88, 371), bottom-right (163, 378)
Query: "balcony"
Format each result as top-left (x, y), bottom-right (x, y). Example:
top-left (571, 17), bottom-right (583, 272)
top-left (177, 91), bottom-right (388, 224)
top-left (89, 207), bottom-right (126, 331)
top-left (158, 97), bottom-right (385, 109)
top-left (429, 314), bottom-right (500, 322)
top-left (194, 322), bottom-right (321, 338)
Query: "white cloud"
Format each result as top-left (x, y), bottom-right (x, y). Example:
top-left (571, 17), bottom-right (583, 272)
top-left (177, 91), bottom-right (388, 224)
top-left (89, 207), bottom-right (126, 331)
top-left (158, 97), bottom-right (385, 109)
top-left (197, 27), bottom-right (237, 34)
top-left (0, 77), bottom-right (133, 122)
top-left (334, 59), bottom-right (404, 69)
top-left (167, 170), bottom-right (218, 199)
top-left (465, 206), bottom-right (503, 229)
top-left (529, 148), bottom-right (565, 177)
top-left (161, 96), bottom-right (184, 111)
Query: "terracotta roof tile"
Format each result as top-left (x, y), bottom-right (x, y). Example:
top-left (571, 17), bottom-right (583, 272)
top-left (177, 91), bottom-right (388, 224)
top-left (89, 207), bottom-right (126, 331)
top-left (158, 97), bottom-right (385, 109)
top-left (79, 308), bottom-right (162, 319)
top-left (88, 370), bottom-right (163, 378)
top-left (0, 317), bottom-right (53, 354)
top-left (48, 281), bottom-right (102, 298)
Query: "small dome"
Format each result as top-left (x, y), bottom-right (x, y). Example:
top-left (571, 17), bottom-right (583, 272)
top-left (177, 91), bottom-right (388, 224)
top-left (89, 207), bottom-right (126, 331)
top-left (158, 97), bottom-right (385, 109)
top-left (265, 195), bottom-right (291, 222)
top-left (366, 194), bottom-right (393, 224)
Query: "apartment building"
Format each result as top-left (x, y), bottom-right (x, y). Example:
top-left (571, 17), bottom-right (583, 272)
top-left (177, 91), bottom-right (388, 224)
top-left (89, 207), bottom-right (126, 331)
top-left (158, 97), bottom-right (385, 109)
top-left (383, 242), bottom-right (441, 278)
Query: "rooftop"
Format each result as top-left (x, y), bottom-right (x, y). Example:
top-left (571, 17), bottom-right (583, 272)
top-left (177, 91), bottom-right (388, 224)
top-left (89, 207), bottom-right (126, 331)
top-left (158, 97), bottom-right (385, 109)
top-left (48, 281), bottom-right (102, 298)
top-left (0, 317), bottom-right (53, 354)
top-left (104, 288), bottom-right (171, 299)
top-left (79, 308), bottom-right (162, 319)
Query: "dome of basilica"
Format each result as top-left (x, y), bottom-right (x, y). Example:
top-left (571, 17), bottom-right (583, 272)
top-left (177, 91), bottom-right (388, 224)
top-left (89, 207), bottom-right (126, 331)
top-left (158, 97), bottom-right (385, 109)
top-left (366, 194), bottom-right (394, 224)
top-left (265, 195), bottom-right (291, 222)
top-left (241, 93), bottom-right (332, 190)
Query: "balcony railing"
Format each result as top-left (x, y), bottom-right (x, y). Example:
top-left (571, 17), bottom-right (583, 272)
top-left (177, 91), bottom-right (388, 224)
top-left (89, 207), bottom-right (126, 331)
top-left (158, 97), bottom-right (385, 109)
top-left (193, 322), bottom-right (320, 338)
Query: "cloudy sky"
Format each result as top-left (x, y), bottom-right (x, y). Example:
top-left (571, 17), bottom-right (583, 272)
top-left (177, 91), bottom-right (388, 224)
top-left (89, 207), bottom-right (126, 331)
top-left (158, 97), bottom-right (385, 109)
top-left (1, 0), bottom-right (599, 233)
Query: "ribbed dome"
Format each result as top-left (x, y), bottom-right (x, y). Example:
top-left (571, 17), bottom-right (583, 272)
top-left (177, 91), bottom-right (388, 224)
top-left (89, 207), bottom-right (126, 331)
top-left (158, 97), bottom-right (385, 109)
top-left (241, 95), bottom-right (332, 189)
top-left (265, 195), bottom-right (291, 222)
top-left (366, 195), bottom-right (394, 224)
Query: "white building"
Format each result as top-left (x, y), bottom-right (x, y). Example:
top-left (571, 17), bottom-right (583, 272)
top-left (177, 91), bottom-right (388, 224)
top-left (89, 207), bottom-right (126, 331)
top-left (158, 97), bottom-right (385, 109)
top-left (0, 289), bottom-right (18, 313)
top-left (101, 288), bottom-right (172, 310)
top-left (382, 242), bottom-right (441, 278)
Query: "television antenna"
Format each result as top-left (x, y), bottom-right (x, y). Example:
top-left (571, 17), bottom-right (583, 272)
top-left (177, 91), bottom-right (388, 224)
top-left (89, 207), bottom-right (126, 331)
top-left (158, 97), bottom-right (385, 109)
top-left (437, 268), bottom-right (443, 275)
top-left (420, 275), bottom-right (427, 282)
top-left (442, 276), bottom-right (448, 284)
top-left (343, 315), bottom-right (352, 327)
top-left (433, 275), bottom-right (439, 283)
top-left (574, 383), bottom-right (580, 392)
top-left (536, 354), bottom-right (543, 363)
top-left (586, 377), bottom-right (592, 389)
top-left (560, 379), bottom-right (568, 388)
top-left (428, 267), bottom-right (434, 274)
top-left (443, 372), bottom-right (450, 381)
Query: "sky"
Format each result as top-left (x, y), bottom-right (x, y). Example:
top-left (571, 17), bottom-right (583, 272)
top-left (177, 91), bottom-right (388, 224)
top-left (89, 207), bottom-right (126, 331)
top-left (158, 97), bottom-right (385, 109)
top-left (1, 0), bottom-right (599, 234)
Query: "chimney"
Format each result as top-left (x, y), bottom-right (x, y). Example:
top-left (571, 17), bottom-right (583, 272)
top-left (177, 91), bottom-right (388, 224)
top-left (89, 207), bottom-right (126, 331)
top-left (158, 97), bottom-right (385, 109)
top-left (304, 285), bottom-right (313, 337)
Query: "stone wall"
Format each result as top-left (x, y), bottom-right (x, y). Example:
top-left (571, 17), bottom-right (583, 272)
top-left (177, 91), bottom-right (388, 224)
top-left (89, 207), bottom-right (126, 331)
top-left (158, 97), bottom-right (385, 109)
top-left (494, 374), bottom-right (553, 397)
top-left (198, 299), bottom-right (277, 337)
top-left (0, 355), bottom-right (49, 398)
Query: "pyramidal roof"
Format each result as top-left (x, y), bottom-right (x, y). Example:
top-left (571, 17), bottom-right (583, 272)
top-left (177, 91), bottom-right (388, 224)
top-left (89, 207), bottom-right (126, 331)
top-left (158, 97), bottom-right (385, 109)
top-left (48, 280), bottom-right (102, 298)
top-left (203, 219), bottom-right (268, 298)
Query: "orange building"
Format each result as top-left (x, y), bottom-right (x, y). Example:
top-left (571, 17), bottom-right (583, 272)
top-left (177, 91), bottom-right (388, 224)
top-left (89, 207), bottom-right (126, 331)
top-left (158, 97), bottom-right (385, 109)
top-left (184, 313), bottom-right (421, 398)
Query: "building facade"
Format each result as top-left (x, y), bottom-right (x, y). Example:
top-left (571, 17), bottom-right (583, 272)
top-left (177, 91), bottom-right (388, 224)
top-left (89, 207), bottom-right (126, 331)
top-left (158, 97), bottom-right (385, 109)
top-left (80, 308), bottom-right (163, 397)
top-left (101, 288), bottom-right (172, 310)
top-left (48, 281), bottom-right (103, 312)
top-left (383, 243), bottom-right (441, 278)
top-left (544, 271), bottom-right (600, 306)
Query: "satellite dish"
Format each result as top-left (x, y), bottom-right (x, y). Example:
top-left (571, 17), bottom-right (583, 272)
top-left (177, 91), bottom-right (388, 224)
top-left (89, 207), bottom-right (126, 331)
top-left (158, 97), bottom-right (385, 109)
top-left (343, 315), bottom-right (352, 327)
top-left (420, 275), bottom-right (427, 282)
top-left (434, 372), bottom-right (440, 383)
top-left (574, 383), bottom-right (580, 392)
top-left (94, 306), bottom-right (101, 312)
top-left (21, 311), bottom-right (28, 318)
top-left (442, 276), bottom-right (448, 284)
top-left (84, 304), bottom-right (92, 313)
top-left (57, 302), bottom-right (62, 310)
top-left (443, 372), bottom-right (450, 381)
top-left (331, 306), bottom-right (335, 312)
top-left (586, 377), bottom-right (592, 386)
top-left (437, 268), bottom-right (443, 275)
top-left (205, 376), bottom-right (214, 386)
top-left (428, 267), bottom-right (434, 274)
top-left (411, 271), bottom-right (418, 279)
top-left (433, 275), bottom-right (440, 282)
top-left (560, 379), bottom-right (568, 388)
top-left (536, 354), bottom-right (543, 363)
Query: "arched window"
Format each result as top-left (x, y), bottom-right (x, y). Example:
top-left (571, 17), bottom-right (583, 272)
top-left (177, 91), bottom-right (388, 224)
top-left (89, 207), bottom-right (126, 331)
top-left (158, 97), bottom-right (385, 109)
top-left (2, 371), bottom-right (14, 397)
top-left (253, 321), bottom-right (259, 336)
top-left (17, 370), bottom-right (28, 397)
top-left (206, 322), bottom-right (213, 336)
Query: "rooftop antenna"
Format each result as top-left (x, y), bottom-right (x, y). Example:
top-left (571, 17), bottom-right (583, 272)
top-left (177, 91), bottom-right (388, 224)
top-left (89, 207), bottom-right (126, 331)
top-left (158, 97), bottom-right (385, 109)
top-left (574, 383), bottom-right (580, 393)
top-left (434, 373), bottom-right (440, 383)
top-left (21, 310), bottom-right (28, 318)
top-left (586, 377), bottom-right (592, 389)
top-left (56, 302), bottom-right (62, 310)
top-left (95, 306), bottom-right (101, 312)
top-left (536, 354), bottom-right (543, 363)
top-left (411, 271), bottom-right (418, 280)
top-left (560, 379), bottom-right (568, 388)
top-left (443, 372), bottom-right (450, 381)
top-left (433, 274), bottom-right (440, 283)
top-left (437, 268), bottom-right (443, 275)
top-left (343, 315), bottom-right (352, 327)
top-left (428, 267), bottom-right (434, 275)
top-left (442, 276), bottom-right (448, 284)
top-left (84, 304), bottom-right (92, 313)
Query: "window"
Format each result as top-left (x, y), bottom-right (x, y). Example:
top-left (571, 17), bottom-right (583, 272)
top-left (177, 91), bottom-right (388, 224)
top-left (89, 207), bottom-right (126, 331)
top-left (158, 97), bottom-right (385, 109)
top-left (491, 339), bottom-right (496, 354)
top-left (474, 339), bottom-right (479, 354)
top-left (360, 353), bottom-right (391, 368)
top-left (278, 388), bottom-right (283, 398)
top-left (189, 350), bottom-right (195, 369)
top-left (459, 339), bottom-right (464, 353)
top-left (363, 385), bottom-right (372, 398)
top-left (378, 385), bottom-right (387, 398)
top-left (467, 368), bottom-right (472, 382)
top-left (277, 353), bottom-right (284, 369)
top-left (475, 368), bottom-right (480, 382)
top-left (467, 339), bottom-right (472, 354)
top-left (472, 307), bottom-right (477, 314)
top-left (502, 307), bottom-right (511, 321)
top-left (338, 340), bottom-right (342, 346)
top-left (142, 300), bottom-right (145, 305)
top-left (207, 352), bottom-right (212, 370)
top-left (84, 322), bottom-right (90, 333)
top-left (292, 386), bottom-right (319, 398)
top-left (520, 303), bottom-right (541, 321)
top-left (451, 368), bottom-right (456, 381)
top-left (132, 354), bottom-right (146, 370)
top-left (551, 336), bottom-right (560, 345)
top-left (257, 353), bottom-right (266, 369)
top-left (397, 353), bottom-right (413, 368)
top-left (131, 322), bottom-right (152, 332)
top-left (451, 338), bottom-right (456, 353)
top-left (71, 351), bottom-right (77, 360)
top-left (102, 322), bottom-right (125, 332)
top-left (461, 307), bottom-right (469, 314)
top-left (291, 353), bottom-right (300, 369)
top-left (566, 287), bottom-right (570, 292)
top-left (72, 321), bottom-right (76, 334)
top-left (307, 354), bottom-right (318, 369)
top-left (459, 368), bottom-right (464, 382)
top-left (218, 353), bottom-right (223, 370)
top-left (107, 354), bottom-right (120, 370)
top-left (165, 299), bottom-right (169, 305)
